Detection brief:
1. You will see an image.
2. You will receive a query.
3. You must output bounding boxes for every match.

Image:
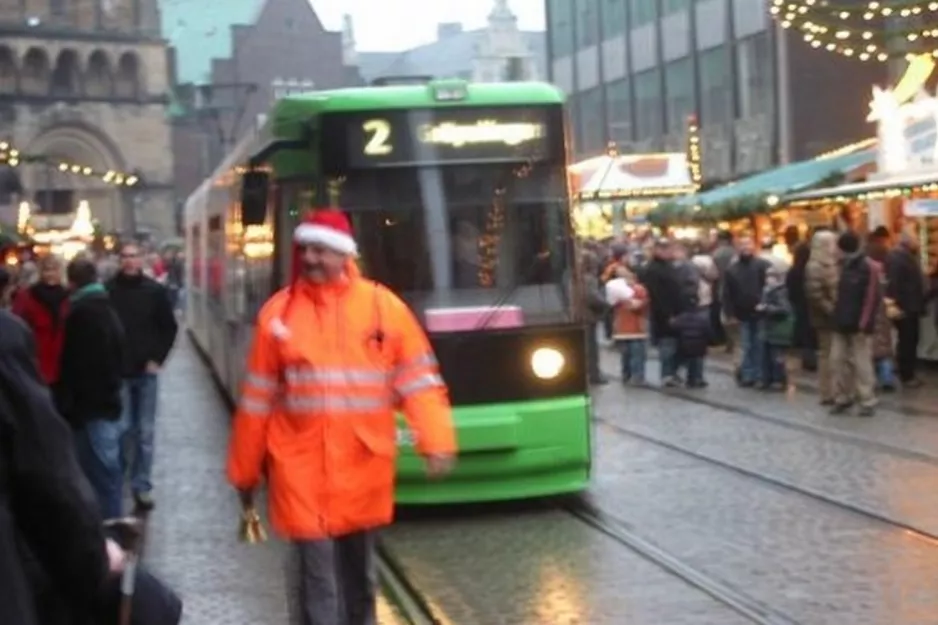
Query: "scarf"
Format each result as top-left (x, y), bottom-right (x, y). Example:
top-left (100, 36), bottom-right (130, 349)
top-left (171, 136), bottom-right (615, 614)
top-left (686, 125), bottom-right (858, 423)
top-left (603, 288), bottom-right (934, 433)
top-left (69, 282), bottom-right (106, 303)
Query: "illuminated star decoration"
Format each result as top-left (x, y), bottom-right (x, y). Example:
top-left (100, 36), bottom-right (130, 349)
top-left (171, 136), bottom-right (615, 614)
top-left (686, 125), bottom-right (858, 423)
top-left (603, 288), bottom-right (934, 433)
top-left (865, 53), bottom-right (938, 173)
top-left (769, 0), bottom-right (938, 61)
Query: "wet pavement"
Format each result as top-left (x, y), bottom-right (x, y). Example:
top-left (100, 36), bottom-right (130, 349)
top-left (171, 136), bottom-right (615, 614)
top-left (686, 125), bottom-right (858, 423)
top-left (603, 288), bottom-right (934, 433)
top-left (142, 334), bottom-right (938, 623)
top-left (384, 509), bottom-right (751, 625)
top-left (592, 345), bottom-right (938, 624)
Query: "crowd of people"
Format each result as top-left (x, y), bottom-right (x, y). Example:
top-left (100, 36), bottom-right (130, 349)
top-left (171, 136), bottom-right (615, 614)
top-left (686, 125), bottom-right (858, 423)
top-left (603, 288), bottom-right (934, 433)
top-left (583, 225), bottom-right (932, 417)
top-left (0, 244), bottom-right (183, 624)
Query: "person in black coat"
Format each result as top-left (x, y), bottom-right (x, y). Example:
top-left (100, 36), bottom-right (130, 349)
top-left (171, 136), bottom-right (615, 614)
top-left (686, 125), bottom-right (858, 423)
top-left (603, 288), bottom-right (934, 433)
top-left (885, 233), bottom-right (926, 387)
top-left (639, 239), bottom-right (686, 386)
top-left (722, 236), bottom-right (770, 386)
top-left (106, 243), bottom-right (178, 511)
top-left (785, 242), bottom-right (818, 371)
top-left (0, 308), bottom-right (125, 625)
top-left (57, 258), bottom-right (127, 520)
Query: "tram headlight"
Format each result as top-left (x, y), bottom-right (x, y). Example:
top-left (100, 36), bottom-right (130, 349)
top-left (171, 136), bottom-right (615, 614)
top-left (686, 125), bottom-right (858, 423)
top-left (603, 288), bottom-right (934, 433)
top-left (530, 347), bottom-right (565, 380)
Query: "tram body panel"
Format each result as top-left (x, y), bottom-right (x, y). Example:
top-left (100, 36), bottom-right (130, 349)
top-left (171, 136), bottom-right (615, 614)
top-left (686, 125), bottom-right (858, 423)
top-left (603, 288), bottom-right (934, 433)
top-left (184, 81), bottom-right (592, 503)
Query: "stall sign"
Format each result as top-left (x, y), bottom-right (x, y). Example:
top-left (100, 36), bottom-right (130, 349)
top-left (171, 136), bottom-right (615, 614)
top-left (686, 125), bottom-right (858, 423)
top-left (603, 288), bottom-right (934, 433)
top-left (903, 198), bottom-right (938, 217)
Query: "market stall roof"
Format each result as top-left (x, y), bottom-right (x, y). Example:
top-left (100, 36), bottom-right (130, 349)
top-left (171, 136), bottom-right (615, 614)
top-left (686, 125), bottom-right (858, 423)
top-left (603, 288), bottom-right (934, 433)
top-left (570, 152), bottom-right (696, 201)
top-left (675, 149), bottom-right (874, 208)
top-left (650, 146), bottom-right (876, 224)
top-left (783, 169), bottom-right (938, 205)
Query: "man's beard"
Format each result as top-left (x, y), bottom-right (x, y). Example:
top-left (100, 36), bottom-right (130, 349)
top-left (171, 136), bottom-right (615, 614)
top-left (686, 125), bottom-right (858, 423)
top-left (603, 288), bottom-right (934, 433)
top-left (302, 262), bottom-right (327, 282)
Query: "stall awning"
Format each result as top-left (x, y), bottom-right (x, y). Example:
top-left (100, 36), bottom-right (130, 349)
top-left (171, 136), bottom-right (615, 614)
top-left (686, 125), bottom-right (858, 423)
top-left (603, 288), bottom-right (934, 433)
top-left (651, 147), bottom-right (876, 223)
top-left (783, 170), bottom-right (938, 205)
top-left (570, 152), bottom-right (696, 201)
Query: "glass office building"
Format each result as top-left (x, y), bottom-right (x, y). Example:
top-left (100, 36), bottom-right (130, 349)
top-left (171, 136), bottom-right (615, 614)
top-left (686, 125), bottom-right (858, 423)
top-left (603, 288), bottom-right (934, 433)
top-left (546, 0), bottom-right (887, 180)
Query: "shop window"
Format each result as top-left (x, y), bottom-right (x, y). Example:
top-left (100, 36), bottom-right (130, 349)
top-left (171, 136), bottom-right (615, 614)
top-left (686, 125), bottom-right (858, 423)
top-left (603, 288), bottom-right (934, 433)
top-left (575, 0), bottom-right (599, 48)
top-left (633, 69), bottom-right (663, 142)
top-left (601, 0), bottom-right (627, 39)
top-left (606, 78), bottom-right (632, 143)
top-left (664, 57), bottom-right (695, 134)
top-left (699, 46), bottom-right (732, 126)
top-left (737, 32), bottom-right (774, 119)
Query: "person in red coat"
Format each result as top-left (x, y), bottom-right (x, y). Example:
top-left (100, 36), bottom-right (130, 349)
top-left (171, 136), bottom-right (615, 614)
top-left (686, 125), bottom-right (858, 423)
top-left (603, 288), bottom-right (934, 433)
top-left (12, 255), bottom-right (69, 385)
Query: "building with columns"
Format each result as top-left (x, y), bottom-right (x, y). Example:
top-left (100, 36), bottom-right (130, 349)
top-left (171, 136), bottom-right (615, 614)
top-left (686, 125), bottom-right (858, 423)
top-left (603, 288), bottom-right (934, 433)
top-left (0, 0), bottom-right (174, 239)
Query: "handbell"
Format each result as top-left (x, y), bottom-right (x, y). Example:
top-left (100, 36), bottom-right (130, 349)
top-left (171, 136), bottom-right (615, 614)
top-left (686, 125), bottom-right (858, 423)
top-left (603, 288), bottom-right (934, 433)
top-left (238, 506), bottom-right (268, 544)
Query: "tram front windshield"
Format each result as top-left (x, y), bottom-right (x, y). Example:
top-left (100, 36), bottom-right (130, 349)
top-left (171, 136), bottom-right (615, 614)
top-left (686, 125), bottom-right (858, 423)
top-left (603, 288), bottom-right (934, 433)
top-left (338, 163), bottom-right (572, 328)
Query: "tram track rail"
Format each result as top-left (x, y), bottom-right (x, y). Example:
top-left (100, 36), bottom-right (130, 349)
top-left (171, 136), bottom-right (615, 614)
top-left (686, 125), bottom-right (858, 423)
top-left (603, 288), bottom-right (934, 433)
top-left (631, 382), bottom-right (938, 467)
top-left (564, 501), bottom-right (802, 625)
top-left (377, 539), bottom-right (445, 625)
top-left (594, 414), bottom-right (938, 545)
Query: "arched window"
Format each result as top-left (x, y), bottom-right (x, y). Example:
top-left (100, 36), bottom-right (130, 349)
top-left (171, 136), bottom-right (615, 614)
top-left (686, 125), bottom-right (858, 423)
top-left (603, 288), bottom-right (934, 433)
top-left (50, 49), bottom-right (81, 97)
top-left (85, 50), bottom-right (113, 97)
top-left (115, 52), bottom-right (140, 98)
top-left (0, 47), bottom-right (16, 95)
top-left (20, 48), bottom-right (51, 96)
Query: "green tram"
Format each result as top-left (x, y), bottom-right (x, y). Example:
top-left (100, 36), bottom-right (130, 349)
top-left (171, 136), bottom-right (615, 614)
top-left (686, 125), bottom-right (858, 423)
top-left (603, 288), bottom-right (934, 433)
top-left (184, 79), bottom-right (592, 504)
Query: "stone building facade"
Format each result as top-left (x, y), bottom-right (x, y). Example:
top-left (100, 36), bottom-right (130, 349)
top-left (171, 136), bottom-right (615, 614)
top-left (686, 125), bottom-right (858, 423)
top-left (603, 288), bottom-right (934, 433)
top-left (0, 0), bottom-right (174, 238)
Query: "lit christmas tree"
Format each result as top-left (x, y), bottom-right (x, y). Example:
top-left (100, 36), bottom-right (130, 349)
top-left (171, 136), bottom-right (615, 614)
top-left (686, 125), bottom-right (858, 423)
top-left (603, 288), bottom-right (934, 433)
top-left (769, 0), bottom-right (938, 61)
top-left (70, 200), bottom-right (94, 239)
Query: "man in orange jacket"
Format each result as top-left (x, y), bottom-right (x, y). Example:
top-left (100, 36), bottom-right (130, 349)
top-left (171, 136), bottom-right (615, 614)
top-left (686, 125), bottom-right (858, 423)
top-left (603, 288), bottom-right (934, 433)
top-left (227, 208), bottom-right (457, 625)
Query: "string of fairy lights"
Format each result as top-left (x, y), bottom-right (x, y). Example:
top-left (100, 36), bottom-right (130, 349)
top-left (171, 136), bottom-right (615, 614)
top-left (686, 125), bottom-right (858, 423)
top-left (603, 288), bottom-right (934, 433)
top-left (0, 140), bottom-right (140, 187)
top-left (686, 115), bottom-right (702, 189)
top-left (770, 0), bottom-right (938, 61)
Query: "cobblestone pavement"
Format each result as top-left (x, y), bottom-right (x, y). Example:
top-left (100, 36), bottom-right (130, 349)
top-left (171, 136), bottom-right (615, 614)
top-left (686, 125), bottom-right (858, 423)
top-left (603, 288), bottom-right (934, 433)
top-left (593, 378), bottom-right (938, 535)
top-left (142, 337), bottom-right (403, 624)
top-left (599, 346), bottom-right (938, 458)
top-left (591, 385), bottom-right (938, 624)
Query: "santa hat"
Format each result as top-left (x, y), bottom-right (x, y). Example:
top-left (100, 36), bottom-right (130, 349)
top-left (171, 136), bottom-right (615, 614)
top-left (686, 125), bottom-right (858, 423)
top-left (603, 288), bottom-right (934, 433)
top-left (294, 209), bottom-right (358, 257)
top-left (288, 209), bottom-right (357, 285)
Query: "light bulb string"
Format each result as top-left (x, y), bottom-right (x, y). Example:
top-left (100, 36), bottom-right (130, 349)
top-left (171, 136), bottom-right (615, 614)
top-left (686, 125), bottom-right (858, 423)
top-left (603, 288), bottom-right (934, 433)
top-left (785, 0), bottom-right (937, 16)
top-left (0, 140), bottom-right (139, 187)
top-left (785, 15), bottom-right (938, 42)
top-left (770, 0), bottom-right (938, 60)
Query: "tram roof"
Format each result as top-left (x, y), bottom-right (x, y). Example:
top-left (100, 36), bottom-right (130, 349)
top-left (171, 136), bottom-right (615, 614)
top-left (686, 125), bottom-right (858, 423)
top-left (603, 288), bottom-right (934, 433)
top-left (271, 81), bottom-right (565, 116)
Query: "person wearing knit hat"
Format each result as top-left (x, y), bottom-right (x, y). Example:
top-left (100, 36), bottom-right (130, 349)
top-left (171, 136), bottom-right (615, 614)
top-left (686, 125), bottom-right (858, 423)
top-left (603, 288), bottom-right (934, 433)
top-left (227, 207), bottom-right (457, 625)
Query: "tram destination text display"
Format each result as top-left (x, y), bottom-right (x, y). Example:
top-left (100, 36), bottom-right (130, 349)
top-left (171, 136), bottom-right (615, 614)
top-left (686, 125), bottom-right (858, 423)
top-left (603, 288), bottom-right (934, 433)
top-left (319, 106), bottom-right (561, 172)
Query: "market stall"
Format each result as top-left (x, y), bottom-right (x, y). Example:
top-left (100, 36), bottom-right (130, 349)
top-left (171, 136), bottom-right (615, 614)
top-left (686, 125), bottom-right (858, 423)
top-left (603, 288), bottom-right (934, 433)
top-left (569, 147), bottom-right (698, 239)
top-left (782, 54), bottom-right (938, 358)
top-left (649, 140), bottom-right (876, 257)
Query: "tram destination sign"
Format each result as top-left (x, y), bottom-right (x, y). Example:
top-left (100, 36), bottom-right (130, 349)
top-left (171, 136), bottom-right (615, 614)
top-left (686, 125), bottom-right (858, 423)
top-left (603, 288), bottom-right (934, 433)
top-left (320, 106), bottom-right (559, 171)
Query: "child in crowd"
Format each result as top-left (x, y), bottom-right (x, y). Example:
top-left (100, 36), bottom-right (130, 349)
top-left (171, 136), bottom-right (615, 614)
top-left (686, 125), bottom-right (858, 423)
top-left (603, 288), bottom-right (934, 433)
top-left (670, 306), bottom-right (710, 389)
top-left (757, 266), bottom-right (794, 390)
top-left (605, 266), bottom-right (648, 385)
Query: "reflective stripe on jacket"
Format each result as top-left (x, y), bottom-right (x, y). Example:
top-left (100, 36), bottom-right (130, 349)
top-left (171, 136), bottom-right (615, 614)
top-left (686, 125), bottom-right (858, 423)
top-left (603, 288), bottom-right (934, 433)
top-left (226, 262), bottom-right (456, 540)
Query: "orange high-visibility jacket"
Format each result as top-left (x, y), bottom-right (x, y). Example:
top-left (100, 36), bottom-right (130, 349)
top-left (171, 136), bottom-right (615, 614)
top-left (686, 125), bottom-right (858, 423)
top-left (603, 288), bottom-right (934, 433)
top-left (226, 263), bottom-right (456, 540)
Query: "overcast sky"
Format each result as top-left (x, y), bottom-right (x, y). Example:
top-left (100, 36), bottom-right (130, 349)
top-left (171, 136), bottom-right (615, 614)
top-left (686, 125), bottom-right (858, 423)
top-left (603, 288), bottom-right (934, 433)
top-left (309, 0), bottom-right (545, 51)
